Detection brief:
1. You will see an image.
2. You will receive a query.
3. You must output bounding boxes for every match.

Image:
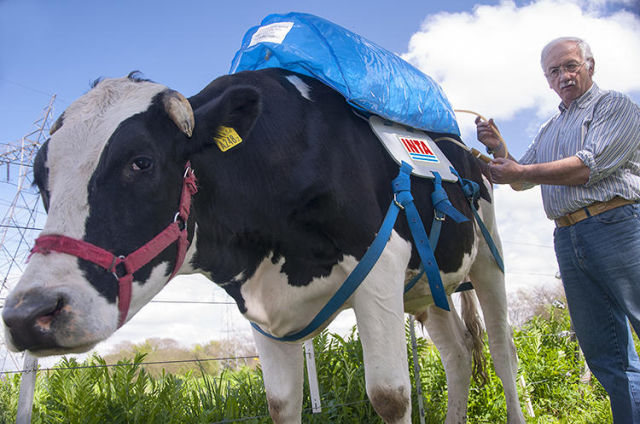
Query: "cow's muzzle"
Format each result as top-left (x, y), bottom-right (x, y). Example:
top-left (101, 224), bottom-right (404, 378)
top-left (2, 287), bottom-right (68, 352)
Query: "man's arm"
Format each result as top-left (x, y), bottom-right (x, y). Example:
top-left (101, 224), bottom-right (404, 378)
top-left (475, 117), bottom-right (590, 190)
top-left (489, 156), bottom-right (590, 189)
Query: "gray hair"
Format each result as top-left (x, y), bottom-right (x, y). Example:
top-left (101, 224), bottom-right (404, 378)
top-left (541, 37), bottom-right (594, 71)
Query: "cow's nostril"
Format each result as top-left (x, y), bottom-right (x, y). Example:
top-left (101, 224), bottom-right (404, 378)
top-left (2, 289), bottom-right (68, 351)
top-left (34, 297), bottom-right (65, 331)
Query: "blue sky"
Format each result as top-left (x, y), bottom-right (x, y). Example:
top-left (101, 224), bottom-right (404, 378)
top-left (0, 0), bottom-right (493, 145)
top-left (1, 0), bottom-right (640, 362)
top-left (1, 0), bottom-right (639, 157)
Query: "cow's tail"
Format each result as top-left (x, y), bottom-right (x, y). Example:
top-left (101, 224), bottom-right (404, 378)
top-left (461, 289), bottom-right (489, 385)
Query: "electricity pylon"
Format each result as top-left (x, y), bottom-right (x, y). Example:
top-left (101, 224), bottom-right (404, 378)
top-left (0, 96), bottom-right (54, 374)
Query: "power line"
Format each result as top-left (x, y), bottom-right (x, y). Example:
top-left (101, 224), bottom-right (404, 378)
top-left (0, 298), bottom-right (238, 306)
top-left (502, 239), bottom-right (554, 249)
top-left (150, 300), bottom-right (236, 305)
top-left (0, 224), bottom-right (43, 231)
top-left (508, 271), bottom-right (558, 278)
top-left (0, 77), bottom-right (66, 105)
top-left (2, 355), bottom-right (260, 375)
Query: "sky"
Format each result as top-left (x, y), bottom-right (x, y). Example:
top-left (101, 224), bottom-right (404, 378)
top-left (1, 0), bottom-right (640, 368)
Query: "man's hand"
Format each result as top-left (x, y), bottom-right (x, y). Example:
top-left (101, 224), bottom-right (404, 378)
top-left (489, 157), bottom-right (523, 184)
top-left (475, 116), bottom-right (502, 151)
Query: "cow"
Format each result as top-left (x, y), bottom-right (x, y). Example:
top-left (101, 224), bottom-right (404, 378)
top-left (2, 69), bottom-right (525, 423)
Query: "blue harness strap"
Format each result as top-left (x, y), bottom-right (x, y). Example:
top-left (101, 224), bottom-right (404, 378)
top-left (404, 171), bottom-right (468, 294)
top-left (394, 163), bottom-right (450, 311)
top-left (251, 162), bottom-right (451, 342)
top-left (449, 167), bottom-right (505, 273)
top-left (431, 172), bottom-right (469, 224)
top-left (427, 171), bottom-right (469, 255)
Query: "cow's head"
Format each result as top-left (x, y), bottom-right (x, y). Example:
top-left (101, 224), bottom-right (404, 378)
top-left (2, 73), bottom-right (261, 355)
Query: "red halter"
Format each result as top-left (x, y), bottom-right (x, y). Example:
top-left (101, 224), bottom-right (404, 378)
top-left (30, 163), bottom-right (198, 327)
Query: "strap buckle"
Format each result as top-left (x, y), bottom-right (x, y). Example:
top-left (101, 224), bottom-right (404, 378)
top-left (109, 255), bottom-right (126, 280)
top-left (393, 194), bottom-right (405, 210)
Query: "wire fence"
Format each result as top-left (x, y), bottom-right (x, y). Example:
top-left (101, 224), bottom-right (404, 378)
top-left (2, 355), bottom-right (261, 375)
top-left (2, 330), bottom-right (579, 375)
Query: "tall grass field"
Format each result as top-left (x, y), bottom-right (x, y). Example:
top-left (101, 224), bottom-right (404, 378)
top-left (0, 307), bottom-right (617, 423)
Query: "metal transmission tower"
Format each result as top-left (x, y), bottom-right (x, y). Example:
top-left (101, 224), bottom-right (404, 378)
top-left (0, 96), bottom-right (55, 373)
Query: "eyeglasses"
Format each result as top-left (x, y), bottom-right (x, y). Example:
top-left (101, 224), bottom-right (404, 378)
top-left (545, 61), bottom-right (585, 79)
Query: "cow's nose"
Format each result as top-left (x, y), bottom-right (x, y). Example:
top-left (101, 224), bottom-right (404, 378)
top-left (2, 288), bottom-right (67, 351)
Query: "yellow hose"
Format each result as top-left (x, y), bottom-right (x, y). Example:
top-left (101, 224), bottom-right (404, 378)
top-left (432, 136), bottom-right (493, 164)
top-left (453, 109), bottom-right (509, 159)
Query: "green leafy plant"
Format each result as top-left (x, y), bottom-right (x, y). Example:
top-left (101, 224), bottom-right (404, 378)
top-left (0, 306), bottom-right (623, 423)
top-left (0, 373), bottom-right (20, 424)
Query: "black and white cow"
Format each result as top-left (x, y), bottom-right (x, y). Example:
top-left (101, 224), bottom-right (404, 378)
top-left (3, 69), bottom-right (524, 423)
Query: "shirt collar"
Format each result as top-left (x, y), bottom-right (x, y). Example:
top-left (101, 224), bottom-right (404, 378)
top-left (558, 82), bottom-right (601, 112)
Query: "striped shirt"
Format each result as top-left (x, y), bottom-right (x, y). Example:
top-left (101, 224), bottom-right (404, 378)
top-left (520, 83), bottom-right (640, 219)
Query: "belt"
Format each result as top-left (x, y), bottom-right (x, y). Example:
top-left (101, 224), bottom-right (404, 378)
top-left (555, 197), bottom-right (636, 228)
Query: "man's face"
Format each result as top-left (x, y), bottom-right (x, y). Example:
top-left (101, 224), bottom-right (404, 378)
top-left (543, 41), bottom-right (594, 107)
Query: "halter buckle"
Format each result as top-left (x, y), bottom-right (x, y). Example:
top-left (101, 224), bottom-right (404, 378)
top-left (109, 255), bottom-right (126, 280)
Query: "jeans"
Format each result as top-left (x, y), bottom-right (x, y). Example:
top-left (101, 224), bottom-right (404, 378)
top-left (554, 203), bottom-right (640, 423)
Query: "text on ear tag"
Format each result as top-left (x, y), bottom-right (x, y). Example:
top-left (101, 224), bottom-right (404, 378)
top-left (214, 126), bottom-right (243, 151)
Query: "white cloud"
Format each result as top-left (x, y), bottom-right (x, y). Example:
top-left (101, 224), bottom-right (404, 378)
top-left (492, 185), bottom-right (559, 292)
top-left (403, 0), bottom-right (640, 133)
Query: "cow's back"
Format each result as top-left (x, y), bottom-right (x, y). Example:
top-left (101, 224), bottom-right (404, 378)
top-left (188, 68), bottom-right (489, 301)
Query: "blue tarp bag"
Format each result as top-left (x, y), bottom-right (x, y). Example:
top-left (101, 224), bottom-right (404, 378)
top-left (230, 12), bottom-right (460, 135)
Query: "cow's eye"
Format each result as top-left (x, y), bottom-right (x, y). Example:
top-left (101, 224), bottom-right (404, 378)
top-left (131, 157), bottom-right (153, 171)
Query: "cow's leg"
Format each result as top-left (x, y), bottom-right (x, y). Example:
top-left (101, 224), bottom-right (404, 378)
top-left (470, 197), bottom-right (526, 424)
top-left (419, 296), bottom-right (474, 424)
top-left (470, 263), bottom-right (525, 423)
top-left (252, 328), bottom-right (304, 424)
top-left (352, 232), bottom-right (412, 424)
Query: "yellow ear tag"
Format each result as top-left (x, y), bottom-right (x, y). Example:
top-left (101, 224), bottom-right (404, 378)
top-left (214, 126), bottom-right (243, 152)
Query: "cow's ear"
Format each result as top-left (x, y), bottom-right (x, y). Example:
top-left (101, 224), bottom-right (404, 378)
top-left (190, 86), bottom-right (262, 153)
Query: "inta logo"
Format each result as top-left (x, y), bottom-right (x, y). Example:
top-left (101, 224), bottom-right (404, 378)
top-left (399, 137), bottom-right (439, 163)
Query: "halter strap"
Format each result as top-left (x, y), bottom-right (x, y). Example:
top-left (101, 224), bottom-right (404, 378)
top-left (30, 163), bottom-right (198, 327)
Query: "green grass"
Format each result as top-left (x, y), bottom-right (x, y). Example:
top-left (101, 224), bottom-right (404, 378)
top-left (0, 307), bottom-right (615, 423)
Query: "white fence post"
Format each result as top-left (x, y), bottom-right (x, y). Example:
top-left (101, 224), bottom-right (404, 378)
top-left (303, 339), bottom-right (322, 413)
top-left (16, 352), bottom-right (38, 424)
top-left (409, 316), bottom-right (426, 424)
top-left (518, 374), bottom-right (535, 417)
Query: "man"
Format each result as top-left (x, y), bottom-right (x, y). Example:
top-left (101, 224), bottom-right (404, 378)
top-left (476, 36), bottom-right (640, 422)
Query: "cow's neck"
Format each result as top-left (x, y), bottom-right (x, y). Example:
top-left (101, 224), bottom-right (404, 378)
top-left (185, 197), bottom-right (267, 312)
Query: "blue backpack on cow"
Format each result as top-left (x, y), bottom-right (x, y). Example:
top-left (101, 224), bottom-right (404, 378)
top-left (229, 12), bottom-right (460, 136)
